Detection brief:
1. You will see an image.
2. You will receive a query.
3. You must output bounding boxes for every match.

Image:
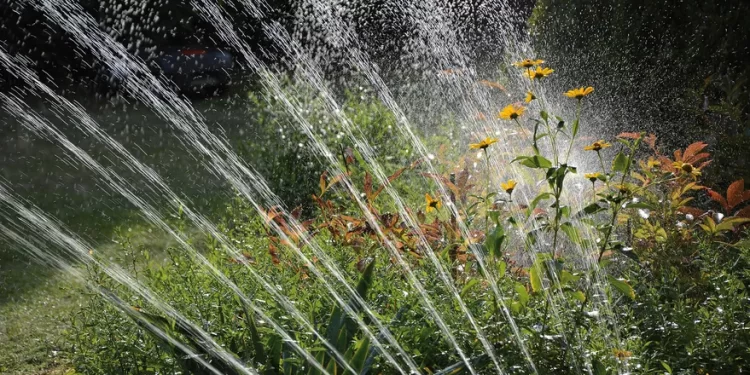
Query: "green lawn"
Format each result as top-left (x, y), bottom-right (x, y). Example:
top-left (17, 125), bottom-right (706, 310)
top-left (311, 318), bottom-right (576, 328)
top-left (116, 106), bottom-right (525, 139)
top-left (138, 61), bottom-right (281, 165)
top-left (0, 94), bottom-right (252, 374)
top-left (0, 251), bottom-right (81, 375)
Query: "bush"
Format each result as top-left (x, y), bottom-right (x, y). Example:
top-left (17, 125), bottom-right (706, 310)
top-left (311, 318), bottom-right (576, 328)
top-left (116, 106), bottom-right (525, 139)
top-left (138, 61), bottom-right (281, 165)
top-left (237, 78), bottom-right (411, 210)
top-left (68, 60), bottom-right (750, 375)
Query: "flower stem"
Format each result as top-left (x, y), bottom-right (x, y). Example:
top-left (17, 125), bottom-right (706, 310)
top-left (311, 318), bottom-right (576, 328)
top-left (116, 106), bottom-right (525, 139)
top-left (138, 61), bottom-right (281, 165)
top-left (564, 99), bottom-right (582, 163)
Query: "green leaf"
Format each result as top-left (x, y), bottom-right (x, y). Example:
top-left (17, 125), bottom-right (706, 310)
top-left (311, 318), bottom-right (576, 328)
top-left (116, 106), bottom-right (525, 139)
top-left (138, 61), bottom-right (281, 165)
top-left (715, 217), bottom-right (750, 233)
top-left (346, 336), bottom-right (370, 374)
top-left (510, 301), bottom-right (521, 314)
top-left (497, 260), bottom-right (507, 278)
top-left (560, 269), bottom-right (580, 285)
top-left (612, 152), bottom-right (629, 172)
top-left (660, 361), bottom-right (673, 374)
top-left (540, 110), bottom-right (549, 121)
top-left (526, 192), bottom-right (553, 218)
top-left (513, 155), bottom-right (553, 169)
top-left (461, 279), bottom-right (479, 297)
top-left (574, 202), bottom-right (605, 218)
top-left (241, 303), bottom-right (266, 363)
top-left (529, 266), bottom-right (543, 293)
top-left (514, 282), bottom-right (529, 306)
top-left (623, 201), bottom-right (654, 210)
top-left (607, 275), bottom-right (635, 300)
top-left (570, 290), bottom-right (586, 303)
top-left (592, 359), bottom-right (607, 375)
top-left (560, 222), bottom-right (582, 244)
top-left (484, 225), bottom-right (507, 259)
top-left (571, 118), bottom-right (579, 137)
top-left (268, 335), bottom-right (283, 375)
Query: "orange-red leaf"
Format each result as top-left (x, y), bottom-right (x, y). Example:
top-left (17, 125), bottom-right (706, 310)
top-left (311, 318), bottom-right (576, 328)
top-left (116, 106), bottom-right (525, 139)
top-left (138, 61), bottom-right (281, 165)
top-left (727, 179), bottom-right (748, 210)
top-left (707, 189), bottom-right (729, 211)
top-left (344, 147), bottom-right (355, 165)
top-left (678, 206), bottom-right (705, 217)
top-left (319, 171), bottom-right (328, 196)
top-left (291, 206), bottom-right (303, 220)
top-left (736, 205), bottom-right (750, 218)
top-left (617, 132), bottom-right (642, 140)
top-left (479, 79), bottom-right (507, 91)
top-left (373, 167), bottom-right (408, 201)
top-left (682, 142), bottom-right (708, 163)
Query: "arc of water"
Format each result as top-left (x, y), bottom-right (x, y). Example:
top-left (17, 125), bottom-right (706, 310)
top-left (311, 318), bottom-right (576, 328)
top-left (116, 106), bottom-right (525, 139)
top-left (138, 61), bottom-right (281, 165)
top-left (261, 20), bottom-right (508, 375)
top-left (0, 187), bottom-right (259, 375)
top-left (0, 31), bottom-right (416, 375)
top-left (282, 1), bottom-right (541, 372)
top-left (0, 222), bottom-right (249, 375)
top-left (0, 89), bottom-right (349, 375)
top-left (0, 16), bottom-right (418, 372)
top-left (198, 1), bottom-right (506, 372)
top-left (398, 3), bottom-right (602, 372)
top-left (193, 2), bottom-right (491, 373)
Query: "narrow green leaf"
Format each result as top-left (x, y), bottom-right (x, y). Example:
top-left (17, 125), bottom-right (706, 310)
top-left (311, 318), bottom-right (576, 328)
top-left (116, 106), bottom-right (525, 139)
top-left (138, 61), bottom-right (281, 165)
top-left (267, 335), bottom-right (283, 375)
top-left (514, 283), bottom-right (529, 306)
top-left (661, 361), bottom-right (673, 374)
top-left (461, 278), bottom-right (479, 297)
top-left (607, 275), bottom-right (635, 300)
top-left (612, 152), bottom-right (629, 172)
top-left (560, 222), bottom-right (582, 244)
top-left (570, 290), bottom-right (586, 303)
top-left (592, 359), bottom-right (607, 375)
top-left (497, 260), bottom-right (507, 278)
top-left (623, 201), bottom-right (655, 210)
top-left (529, 267), bottom-right (543, 293)
top-left (347, 336), bottom-right (370, 374)
top-left (526, 192), bottom-right (553, 218)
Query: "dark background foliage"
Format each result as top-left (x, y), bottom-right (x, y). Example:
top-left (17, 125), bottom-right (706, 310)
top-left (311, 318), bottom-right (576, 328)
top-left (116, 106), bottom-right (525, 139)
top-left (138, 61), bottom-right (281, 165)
top-left (531, 0), bottom-right (750, 186)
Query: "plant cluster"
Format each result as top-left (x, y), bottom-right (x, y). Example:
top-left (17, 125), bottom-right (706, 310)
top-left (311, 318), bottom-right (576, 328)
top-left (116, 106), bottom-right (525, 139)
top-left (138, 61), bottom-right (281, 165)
top-left (68, 59), bottom-right (750, 374)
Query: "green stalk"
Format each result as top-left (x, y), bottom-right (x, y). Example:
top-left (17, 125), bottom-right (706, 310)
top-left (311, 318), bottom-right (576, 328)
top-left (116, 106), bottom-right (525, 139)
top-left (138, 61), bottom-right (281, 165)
top-left (564, 99), bottom-right (582, 164)
top-left (484, 148), bottom-right (492, 233)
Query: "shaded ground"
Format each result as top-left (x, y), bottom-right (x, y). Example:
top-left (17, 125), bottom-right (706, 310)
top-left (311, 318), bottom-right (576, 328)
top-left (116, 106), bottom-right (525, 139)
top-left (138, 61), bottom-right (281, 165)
top-left (0, 89), bottom-right (258, 373)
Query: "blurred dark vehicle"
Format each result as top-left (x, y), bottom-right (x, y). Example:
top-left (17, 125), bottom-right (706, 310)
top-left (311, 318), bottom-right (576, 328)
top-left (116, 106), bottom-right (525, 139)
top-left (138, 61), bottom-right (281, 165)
top-left (152, 46), bottom-right (234, 95)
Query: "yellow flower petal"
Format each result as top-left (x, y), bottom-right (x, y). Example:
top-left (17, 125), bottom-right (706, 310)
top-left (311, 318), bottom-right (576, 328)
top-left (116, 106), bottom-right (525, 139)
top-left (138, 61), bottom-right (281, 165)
top-left (522, 66), bottom-right (554, 80)
top-left (525, 91), bottom-right (536, 103)
top-left (500, 179), bottom-right (517, 194)
top-left (583, 140), bottom-right (611, 151)
top-left (498, 104), bottom-right (526, 120)
top-left (469, 137), bottom-right (499, 150)
top-left (564, 86), bottom-right (594, 99)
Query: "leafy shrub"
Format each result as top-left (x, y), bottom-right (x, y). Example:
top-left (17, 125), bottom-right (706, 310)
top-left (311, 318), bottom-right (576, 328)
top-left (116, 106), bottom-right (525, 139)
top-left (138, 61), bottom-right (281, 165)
top-left (238, 78), bottom-right (411, 210)
top-left (68, 60), bottom-right (750, 375)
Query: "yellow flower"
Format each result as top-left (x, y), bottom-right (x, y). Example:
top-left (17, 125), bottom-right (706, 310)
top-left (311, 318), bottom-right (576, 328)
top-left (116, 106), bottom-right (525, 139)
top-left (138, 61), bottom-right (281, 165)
top-left (584, 172), bottom-right (602, 183)
top-left (646, 157), bottom-right (661, 169)
top-left (612, 348), bottom-right (632, 360)
top-left (564, 86), bottom-right (594, 99)
top-left (498, 104), bottom-right (526, 120)
top-left (525, 91), bottom-right (536, 103)
top-left (614, 184), bottom-right (631, 195)
top-left (513, 59), bottom-right (544, 68)
top-left (673, 161), bottom-right (701, 178)
top-left (583, 140), bottom-right (612, 151)
top-left (522, 66), bottom-right (554, 80)
top-left (500, 180), bottom-right (517, 195)
top-left (425, 193), bottom-right (442, 213)
top-left (469, 137), bottom-right (498, 150)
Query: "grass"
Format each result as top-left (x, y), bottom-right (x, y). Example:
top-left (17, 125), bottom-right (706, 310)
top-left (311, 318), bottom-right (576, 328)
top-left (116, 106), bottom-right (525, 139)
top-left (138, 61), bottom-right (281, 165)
top-left (0, 252), bottom-right (81, 375)
top-left (0, 94), bottom-right (248, 373)
top-left (0, 223), bottom-right (202, 374)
